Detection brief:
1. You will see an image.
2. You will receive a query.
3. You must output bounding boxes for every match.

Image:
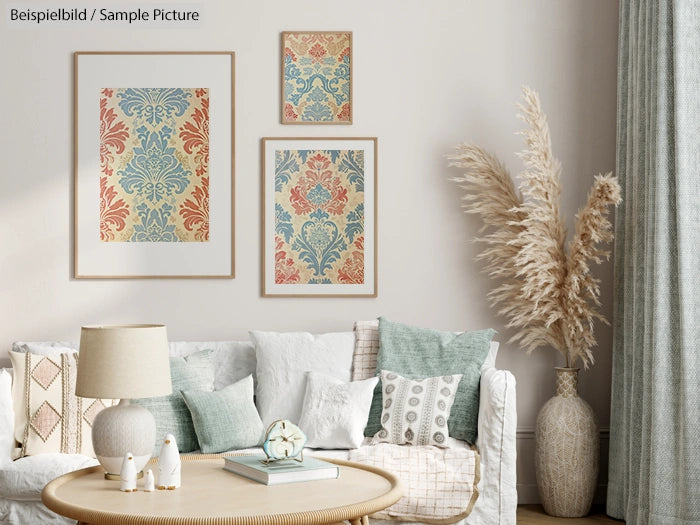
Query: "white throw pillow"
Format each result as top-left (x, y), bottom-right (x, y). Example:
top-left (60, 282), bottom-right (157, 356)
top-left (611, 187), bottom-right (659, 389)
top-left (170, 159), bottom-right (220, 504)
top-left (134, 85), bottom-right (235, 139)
top-left (250, 331), bottom-right (354, 428)
top-left (168, 341), bottom-right (256, 391)
top-left (0, 369), bottom-right (15, 465)
top-left (372, 370), bottom-right (462, 448)
top-left (11, 342), bottom-right (78, 357)
top-left (298, 371), bottom-right (378, 449)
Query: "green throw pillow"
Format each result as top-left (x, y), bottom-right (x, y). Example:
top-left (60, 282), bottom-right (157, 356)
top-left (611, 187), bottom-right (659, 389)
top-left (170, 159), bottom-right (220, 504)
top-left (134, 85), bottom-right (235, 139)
top-left (134, 349), bottom-right (214, 455)
top-left (364, 318), bottom-right (495, 444)
top-left (181, 375), bottom-right (264, 454)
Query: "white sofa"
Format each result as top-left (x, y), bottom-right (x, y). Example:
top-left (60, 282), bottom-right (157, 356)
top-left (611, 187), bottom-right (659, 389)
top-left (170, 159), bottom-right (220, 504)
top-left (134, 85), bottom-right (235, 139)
top-left (0, 337), bottom-right (516, 525)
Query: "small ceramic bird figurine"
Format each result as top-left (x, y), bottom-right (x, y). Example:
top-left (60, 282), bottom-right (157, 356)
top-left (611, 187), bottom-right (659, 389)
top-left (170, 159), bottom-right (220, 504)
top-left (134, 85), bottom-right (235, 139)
top-left (143, 469), bottom-right (155, 492)
top-left (119, 452), bottom-right (137, 492)
top-left (157, 433), bottom-right (181, 490)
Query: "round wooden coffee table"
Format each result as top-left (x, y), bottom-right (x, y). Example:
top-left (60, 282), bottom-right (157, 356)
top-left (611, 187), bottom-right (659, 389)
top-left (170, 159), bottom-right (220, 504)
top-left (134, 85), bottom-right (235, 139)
top-left (42, 455), bottom-right (402, 525)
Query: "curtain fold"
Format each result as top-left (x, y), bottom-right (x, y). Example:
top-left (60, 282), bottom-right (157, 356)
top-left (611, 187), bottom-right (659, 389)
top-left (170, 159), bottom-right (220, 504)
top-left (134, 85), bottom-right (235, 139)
top-left (608, 1), bottom-right (700, 524)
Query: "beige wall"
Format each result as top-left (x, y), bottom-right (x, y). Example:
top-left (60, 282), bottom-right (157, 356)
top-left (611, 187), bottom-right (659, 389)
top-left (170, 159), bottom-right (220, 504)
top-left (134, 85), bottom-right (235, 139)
top-left (0, 0), bottom-right (619, 502)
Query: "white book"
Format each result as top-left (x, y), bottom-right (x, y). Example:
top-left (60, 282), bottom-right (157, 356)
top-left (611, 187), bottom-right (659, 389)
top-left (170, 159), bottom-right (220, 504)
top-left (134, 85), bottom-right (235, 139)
top-left (223, 455), bottom-right (339, 485)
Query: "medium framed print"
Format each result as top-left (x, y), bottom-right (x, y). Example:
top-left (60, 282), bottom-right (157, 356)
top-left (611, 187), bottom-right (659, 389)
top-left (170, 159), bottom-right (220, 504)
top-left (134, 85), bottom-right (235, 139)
top-left (281, 31), bottom-right (352, 124)
top-left (262, 137), bottom-right (377, 297)
top-left (74, 51), bottom-right (235, 278)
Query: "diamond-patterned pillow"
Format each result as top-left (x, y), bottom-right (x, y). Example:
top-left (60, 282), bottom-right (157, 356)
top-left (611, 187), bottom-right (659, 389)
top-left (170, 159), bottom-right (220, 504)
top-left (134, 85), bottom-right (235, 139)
top-left (9, 350), bottom-right (116, 457)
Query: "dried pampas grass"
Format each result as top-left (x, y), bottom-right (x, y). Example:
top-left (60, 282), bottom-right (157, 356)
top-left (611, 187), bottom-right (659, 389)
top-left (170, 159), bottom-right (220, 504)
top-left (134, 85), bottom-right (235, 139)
top-left (448, 87), bottom-right (621, 368)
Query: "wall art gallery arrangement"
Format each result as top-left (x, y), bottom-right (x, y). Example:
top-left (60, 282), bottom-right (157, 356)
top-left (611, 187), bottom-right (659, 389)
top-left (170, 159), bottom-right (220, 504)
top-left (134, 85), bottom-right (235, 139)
top-left (73, 35), bottom-right (373, 296)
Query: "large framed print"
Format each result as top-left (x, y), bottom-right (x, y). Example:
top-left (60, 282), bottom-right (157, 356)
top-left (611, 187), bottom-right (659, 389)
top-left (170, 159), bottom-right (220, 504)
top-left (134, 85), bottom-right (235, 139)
top-left (74, 52), bottom-right (235, 278)
top-left (262, 137), bottom-right (377, 297)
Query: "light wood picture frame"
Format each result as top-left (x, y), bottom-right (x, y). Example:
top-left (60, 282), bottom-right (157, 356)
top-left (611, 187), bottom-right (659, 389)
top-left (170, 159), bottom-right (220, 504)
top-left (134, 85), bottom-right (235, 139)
top-left (74, 51), bottom-right (235, 279)
top-left (262, 137), bottom-right (377, 297)
top-left (281, 31), bottom-right (353, 124)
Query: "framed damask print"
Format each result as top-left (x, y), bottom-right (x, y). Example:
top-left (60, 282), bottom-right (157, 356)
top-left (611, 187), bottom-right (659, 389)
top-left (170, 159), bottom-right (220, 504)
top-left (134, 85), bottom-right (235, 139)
top-left (74, 52), bottom-right (235, 278)
top-left (262, 137), bottom-right (377, 297)
top-left (281, 31), bottom-right (352, 124)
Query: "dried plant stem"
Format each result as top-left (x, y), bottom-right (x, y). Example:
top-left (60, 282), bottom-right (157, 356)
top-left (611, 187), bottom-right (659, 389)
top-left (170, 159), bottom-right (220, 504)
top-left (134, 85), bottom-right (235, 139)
top-left (448, 87), bottom-right (621, 368)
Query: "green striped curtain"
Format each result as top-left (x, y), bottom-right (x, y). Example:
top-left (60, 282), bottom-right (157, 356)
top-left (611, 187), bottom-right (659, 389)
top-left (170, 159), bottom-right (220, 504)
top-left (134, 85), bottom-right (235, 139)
top-left (608, 1), bottom-right (700, 524)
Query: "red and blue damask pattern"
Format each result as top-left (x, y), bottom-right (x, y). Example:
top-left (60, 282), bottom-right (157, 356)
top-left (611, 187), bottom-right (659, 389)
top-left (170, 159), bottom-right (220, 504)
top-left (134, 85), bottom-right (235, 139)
top-left (98, 87), bottom-right (209, 242)
top-left (283, 32), bottom-right (351, 123)
top-left (275, 150), bottom-right (365, 284)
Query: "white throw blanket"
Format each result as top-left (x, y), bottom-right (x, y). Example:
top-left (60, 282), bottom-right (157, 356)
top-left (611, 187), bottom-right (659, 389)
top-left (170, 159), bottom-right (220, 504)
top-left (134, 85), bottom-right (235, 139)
top-left (349, 442), bottom-right (480, 524)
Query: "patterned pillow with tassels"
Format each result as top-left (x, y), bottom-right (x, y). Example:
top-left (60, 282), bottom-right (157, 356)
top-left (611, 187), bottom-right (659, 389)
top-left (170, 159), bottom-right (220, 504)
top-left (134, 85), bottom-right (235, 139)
top-left (9, 350), bottom-right (117, 457)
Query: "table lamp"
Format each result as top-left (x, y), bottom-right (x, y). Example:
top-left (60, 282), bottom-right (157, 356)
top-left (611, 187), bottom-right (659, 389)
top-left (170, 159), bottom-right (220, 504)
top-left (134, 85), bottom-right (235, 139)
top-left (76, 324), bottom-right (172, 479)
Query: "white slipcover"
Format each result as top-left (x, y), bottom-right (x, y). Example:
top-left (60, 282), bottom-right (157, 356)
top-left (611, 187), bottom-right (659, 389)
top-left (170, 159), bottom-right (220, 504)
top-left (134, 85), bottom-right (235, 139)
top-left (0, 341), bottom-right (517, 525)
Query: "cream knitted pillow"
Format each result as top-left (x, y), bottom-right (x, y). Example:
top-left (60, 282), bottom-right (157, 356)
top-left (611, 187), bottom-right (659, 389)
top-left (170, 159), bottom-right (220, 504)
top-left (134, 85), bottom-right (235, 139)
top-left (10, 350), bottom-right (115, 457)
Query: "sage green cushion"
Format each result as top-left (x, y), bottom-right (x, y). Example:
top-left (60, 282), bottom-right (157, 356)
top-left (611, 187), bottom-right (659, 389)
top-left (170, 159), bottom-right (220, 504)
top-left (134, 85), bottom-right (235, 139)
top-left (364, 318), bottom-right (495, 444)
top-left (134, 349), bottom-right (214, 455)
top-left (181, 375), bottom-right (263, 454)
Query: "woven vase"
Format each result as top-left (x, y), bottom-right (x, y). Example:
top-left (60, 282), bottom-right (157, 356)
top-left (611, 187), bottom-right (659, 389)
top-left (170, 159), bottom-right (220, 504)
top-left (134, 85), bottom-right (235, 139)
top-left (535, 367), bottom-right (599, 517)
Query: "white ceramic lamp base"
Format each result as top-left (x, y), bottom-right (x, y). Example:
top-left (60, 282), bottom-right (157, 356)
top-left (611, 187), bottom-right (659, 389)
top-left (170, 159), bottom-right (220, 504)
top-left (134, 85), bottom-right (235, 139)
top-left (92, 400), bottom-right (156, 479)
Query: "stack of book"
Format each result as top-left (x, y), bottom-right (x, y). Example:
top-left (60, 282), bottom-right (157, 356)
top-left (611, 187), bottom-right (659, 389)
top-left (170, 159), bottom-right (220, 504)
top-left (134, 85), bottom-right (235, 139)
top-left (223, 455), bottom-right (339, 485)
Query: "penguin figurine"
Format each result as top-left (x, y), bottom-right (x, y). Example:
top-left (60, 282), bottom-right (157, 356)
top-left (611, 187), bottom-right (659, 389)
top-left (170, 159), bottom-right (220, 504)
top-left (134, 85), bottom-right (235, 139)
top-left (157, 433), bottom-right (181, 490)
top-left (143, 469), bottom-right (155, 492)
top-left (119, 452), bottom-right (137, 492)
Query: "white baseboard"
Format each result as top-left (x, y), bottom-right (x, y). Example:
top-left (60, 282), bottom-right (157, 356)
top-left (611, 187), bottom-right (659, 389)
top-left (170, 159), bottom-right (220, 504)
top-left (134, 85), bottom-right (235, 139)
top-left (516, 427), bottom-right (610, 505)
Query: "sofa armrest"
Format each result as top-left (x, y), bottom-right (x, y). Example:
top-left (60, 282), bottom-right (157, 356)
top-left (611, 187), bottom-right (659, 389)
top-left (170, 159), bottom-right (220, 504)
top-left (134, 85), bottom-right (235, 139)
top-left (469, 366), bottom-right (517, 525)
top-left (0, 369), bottom-right (15, 467)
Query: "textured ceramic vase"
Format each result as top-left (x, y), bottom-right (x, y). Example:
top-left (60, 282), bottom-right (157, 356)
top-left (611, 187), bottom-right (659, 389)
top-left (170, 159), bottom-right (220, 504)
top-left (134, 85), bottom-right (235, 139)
top-left (92, 400), bottom-right (156, 478)
top-left (535, 367), bottom-right (599, 517)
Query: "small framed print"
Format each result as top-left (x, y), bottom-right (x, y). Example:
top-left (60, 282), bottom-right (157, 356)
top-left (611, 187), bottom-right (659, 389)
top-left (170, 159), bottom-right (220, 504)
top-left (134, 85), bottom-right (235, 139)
top-left (262, 137), bottom-right (377, 297)
top-left (281, 31), bottom-right (352, 124)
top-left (74, 52), bottom-right (235, 278)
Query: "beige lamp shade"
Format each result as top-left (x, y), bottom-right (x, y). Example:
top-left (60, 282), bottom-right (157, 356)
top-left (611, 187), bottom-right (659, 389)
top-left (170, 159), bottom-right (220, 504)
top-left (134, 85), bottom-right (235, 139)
top-left (76, 324), bottom-right (172, 400)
